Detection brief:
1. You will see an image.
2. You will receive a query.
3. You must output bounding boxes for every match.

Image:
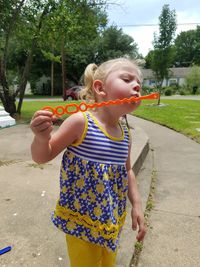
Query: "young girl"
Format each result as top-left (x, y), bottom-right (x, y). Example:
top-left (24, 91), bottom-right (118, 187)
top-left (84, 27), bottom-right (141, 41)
top-left (30, 58), bottom-right (146, 267)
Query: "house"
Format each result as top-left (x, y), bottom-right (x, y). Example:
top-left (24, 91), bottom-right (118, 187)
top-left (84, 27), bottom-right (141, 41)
top-left (141, 67), bottom-right (192, 87)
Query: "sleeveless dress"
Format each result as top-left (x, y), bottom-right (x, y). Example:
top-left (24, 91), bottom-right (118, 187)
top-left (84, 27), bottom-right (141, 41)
top-left (52, 111), bottom-right (130, 251)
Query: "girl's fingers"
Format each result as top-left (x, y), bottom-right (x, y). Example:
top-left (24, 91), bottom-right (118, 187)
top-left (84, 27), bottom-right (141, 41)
top-left (31, 115), bottom-right (52, 128)
top-left (40, 125), bottom-right (53, 135)
top-left (32, 110), bottom-right (53, 120)
top-left (131, 209), bottom-right (138, 230)
top-left (132, 216), bottom-right (137, 230)
top-left (32, 121), bottom-right (52, 133)
top-left (136, 217), bottom-right (146, 242)
top-left (137, 227), bottom-right (146, 242)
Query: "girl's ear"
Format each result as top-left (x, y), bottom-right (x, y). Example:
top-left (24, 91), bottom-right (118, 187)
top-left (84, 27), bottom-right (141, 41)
top-left (93, 80), bottom-right (106, 97)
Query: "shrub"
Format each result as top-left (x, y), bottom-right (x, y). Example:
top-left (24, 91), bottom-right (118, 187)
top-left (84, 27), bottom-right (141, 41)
top-left (164, 88), bottom-right (172, 96)
top-left (179, 90), bottom-right (185, 95)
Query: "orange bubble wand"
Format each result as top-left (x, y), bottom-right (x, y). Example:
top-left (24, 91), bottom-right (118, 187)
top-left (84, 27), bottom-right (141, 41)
top-left (42, 92), bottom-right (159, 116)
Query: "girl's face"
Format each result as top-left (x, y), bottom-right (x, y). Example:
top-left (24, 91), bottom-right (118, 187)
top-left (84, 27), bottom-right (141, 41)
top-left (103, 64), bottom-right (142, 112)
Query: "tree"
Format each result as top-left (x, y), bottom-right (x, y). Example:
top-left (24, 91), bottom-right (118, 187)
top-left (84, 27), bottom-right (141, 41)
top-left (37, 0), bottom-right (107, 100)
top-left (144, 50), bottom-right (154, 69)
top-left (95, 26), bottom-right (139, 63)
top-left (185, 65), bottom-right (200, 94)
top-left (195, 26), bottom-right (200, 64)
top-left (0, 0), bottom-right (53, 116)
top-left (174, 29), bottom-right (197, 67)
top-left (150, 4), bottom-right (177, 104)
top-left (0, 0), bottom-right (26, 115)
top-left (0, 0), bottom-right (108, 115)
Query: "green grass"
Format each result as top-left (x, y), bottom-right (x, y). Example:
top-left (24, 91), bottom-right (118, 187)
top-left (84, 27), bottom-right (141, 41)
top-left (20, 95), bottom-right (62, 99)
top-left (15, 99), bottom-right (200, 143)
top-left (17, 101), bottom-right (65, 123)
top-left (133, 99), bottom-right (200, 143)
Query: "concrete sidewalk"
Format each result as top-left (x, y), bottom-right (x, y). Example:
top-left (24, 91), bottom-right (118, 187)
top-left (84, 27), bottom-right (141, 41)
top-left (128, 116), bottom-right (200, 267)
top-left (1, 115), bottom-right (199, 267)
top-left (0, 121), bottom-right (149, 267)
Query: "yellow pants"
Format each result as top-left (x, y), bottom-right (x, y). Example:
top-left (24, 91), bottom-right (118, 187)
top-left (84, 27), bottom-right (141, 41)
top-left (66, 234), bottom-right (117, 267)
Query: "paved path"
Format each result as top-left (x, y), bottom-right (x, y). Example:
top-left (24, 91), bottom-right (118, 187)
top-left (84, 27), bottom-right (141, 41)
top-left (162, 95), bottom-right (200, 100)
top-left (128, 116), bottom-right (200, 267)
top-left (19, 95), bottom-right (200, 101)
top-left (0, 121), bottom-right (149, 267)
top-left (1, 116), bottom-right (199, 267)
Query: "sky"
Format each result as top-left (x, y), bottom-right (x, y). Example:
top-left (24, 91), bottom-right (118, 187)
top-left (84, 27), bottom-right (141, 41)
top-left (107, 0), bottom-right (200, 57)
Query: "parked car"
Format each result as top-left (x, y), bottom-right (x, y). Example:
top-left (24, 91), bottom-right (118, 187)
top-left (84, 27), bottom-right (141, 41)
top-left (65, 86), bottom-right (82, 100)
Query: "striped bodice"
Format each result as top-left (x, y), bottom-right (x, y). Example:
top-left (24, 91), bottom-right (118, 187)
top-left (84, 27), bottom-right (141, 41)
top-left (68, 112), bottom-right (130, 165)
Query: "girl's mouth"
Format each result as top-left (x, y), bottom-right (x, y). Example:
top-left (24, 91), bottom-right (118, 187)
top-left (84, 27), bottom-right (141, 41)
top-left (131, 93), bottom-right (139, 98)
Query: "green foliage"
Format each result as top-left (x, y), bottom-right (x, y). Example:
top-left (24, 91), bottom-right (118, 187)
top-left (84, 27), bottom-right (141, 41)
top-left (33, 0), bottom-right (108, 89)
top-left (1, 0), bottom-right (141, 114)
top-left (151, 4), bottom-right (177, 91)
top-left (95, 26), bottom-right (139, 63)
top-left (144, 50), bottom-right (154, 68)
top-left (154, 4), bottom-right (177, 49)
top-left (173, 26), bottom-right (200, 67)
top-left (142, 85), bottom-right (155, 95)
top-left (41, 50), bottom-right (61, 63)
top-left (185, 65), bottom-right (200, 94)
top-left (164, 88), bottom-right (172, 96)
top-left (134, 241), bottom-right (143, 251)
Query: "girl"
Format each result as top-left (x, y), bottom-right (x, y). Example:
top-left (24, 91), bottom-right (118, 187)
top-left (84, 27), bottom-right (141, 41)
top-left (30, 58), bottom-right (146, 267)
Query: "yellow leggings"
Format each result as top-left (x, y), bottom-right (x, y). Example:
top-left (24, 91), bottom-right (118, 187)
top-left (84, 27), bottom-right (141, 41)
top-left (66, 235), bottom-right (117, 267)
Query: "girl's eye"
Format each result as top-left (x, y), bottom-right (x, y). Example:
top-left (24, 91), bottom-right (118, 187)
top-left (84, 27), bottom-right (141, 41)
top-left (122, 78), bottom-right (130, 82)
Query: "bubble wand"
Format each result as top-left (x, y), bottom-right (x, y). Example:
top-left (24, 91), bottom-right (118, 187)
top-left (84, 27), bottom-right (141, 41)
top-left (42, 92), bottom-right (159, 116)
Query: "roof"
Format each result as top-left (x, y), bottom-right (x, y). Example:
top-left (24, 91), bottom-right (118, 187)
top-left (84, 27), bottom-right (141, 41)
top-left (141, 67), bottom-right (192, 79)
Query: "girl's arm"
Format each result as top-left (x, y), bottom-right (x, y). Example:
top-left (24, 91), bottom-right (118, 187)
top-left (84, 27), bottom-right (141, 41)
top-left (30, 111), bottom-right (85, 164)
top-left (126, 134), bottom-right (146, 242)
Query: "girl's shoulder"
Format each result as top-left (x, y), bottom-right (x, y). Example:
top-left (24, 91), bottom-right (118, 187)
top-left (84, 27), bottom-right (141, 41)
top-left (63, 112), bottom-right (88, 146)
top-left (63, 111), bottom-right (86, 133)
top-left (53, 112), bottom-right (87, 146)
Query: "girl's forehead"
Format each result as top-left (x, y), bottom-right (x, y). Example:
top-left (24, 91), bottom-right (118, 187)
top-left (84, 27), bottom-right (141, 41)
top-left (111, 65), bottom-right (140, 76)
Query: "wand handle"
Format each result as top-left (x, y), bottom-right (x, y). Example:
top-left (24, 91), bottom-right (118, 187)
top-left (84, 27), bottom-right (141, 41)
top-left (0, 246), bottom-right (12, 255)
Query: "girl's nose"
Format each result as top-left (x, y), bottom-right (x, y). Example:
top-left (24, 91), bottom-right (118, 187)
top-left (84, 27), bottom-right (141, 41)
top-left (131, 81), bottom-right (141, 92)
top-left (133, 85), bottom-right (140, 92)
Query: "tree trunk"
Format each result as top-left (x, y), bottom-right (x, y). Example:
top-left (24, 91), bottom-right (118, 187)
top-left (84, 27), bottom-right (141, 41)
top-left (157, 91), bottom-right (161, 105)
top-left (0, 0), bottom-right (26, 116)
top-left (0, 57), bottom-right (17, 116)
top-left (16, 4), bottom-right (52, 114)
top-left (0, 2), bottom-right (51, 116)
top-left (16, 50), bottom-right (33, 114)
top-left (61, 38), bottom-right (67, 100)
top-left (157, 80), bottom-right (163, 105)
top-left (0, 91), bottom-right (17, 116)
top-left (51, 60), bottom-right (54, 97)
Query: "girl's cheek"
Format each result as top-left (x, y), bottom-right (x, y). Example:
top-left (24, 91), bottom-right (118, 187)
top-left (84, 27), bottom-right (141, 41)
top-left (113, 88), bottom-right (128, 99)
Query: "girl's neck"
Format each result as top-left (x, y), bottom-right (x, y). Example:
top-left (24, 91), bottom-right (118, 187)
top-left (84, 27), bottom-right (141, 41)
top-left (90, 107), bottom-right (120, 127)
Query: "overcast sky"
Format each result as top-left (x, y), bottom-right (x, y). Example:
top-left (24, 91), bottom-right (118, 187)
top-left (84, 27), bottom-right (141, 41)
top-left (107, 0), bottom-right (200, 57)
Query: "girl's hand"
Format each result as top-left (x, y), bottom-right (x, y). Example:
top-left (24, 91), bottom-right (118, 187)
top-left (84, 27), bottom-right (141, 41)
top-left (30, 110), bottom-right (56, 142)
top-left (131, 205), bottom-right (146, 242)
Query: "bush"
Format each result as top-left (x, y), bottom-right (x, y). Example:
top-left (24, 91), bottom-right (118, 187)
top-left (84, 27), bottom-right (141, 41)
top-left (142, 86), bottom-right (154, 95)
top-left (178, 85), bottom-right (193, 95)
top-left (164, 88), bottom-right (172, 96)
top-left (179, 90), bottom-right (185, 95)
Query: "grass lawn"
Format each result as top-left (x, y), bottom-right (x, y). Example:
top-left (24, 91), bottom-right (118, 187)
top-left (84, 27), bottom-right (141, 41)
top-left (133, 99), bottom-right (200, 143)
top-left (16, 99), bottom-right (200, 143)
top-left (17, 101), bottom-right (69, 123)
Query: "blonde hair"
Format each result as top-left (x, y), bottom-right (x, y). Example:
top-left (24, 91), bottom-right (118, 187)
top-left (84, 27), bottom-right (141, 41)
top-left (79, 57), bottom-right (142, 103)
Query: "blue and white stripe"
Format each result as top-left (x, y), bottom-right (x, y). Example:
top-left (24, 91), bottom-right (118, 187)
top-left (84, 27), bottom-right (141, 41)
top-left (68, 112), bottom-right (130, 165)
